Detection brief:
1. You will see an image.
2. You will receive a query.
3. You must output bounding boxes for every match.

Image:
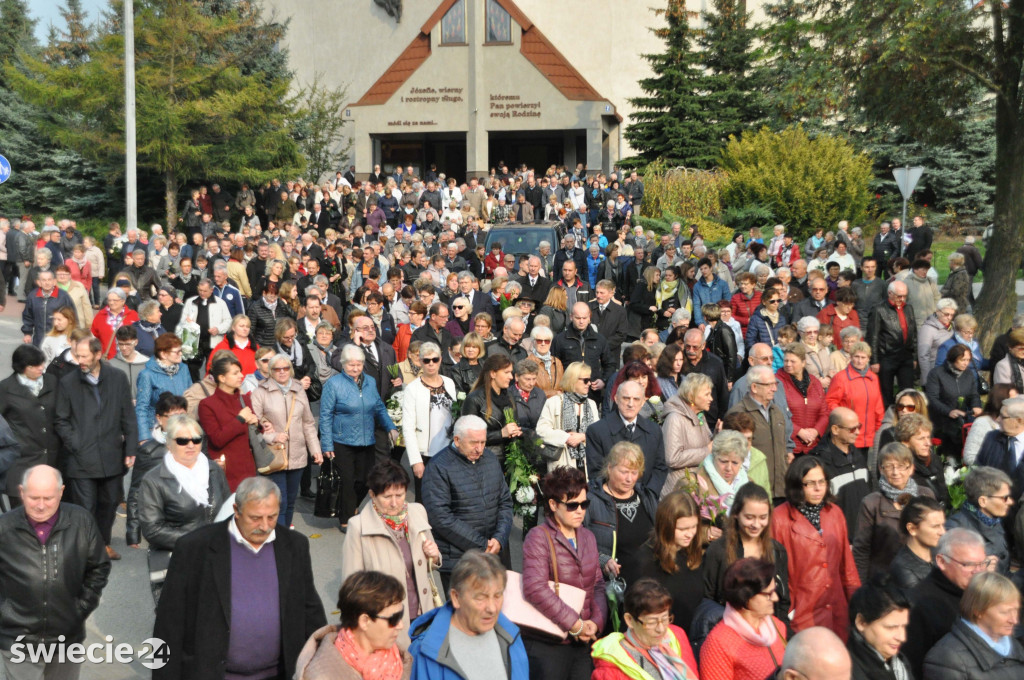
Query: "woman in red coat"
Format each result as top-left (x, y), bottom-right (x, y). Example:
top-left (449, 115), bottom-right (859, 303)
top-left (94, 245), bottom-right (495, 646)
top-left (825, 342), bottom-right (885, 449)
top-left (91, 288), bottom-right (140, 358)
top-left (771, 456), bottom-right (860, 641)
top-left (484, 243), bottom-right (505, 277)
top-left (730, 272), bottom-right (761, 336)
top-left (198, 353), bottom-right (260, 490)
top-left (776, 343), bottom-right (829, 455)
top-left (207, 315), bottom-right (258, 376)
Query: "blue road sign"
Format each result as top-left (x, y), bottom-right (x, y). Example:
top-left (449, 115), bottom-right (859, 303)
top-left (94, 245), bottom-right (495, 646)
top-left (0, 155), bottom-right (10, 184)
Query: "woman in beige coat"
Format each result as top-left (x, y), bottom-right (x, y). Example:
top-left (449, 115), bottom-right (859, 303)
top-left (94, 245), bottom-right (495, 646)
top-left (536, 362), bottom-right (599, 478)
top-left (661, 372), bottom-right (714, 498)
top-left (340, 460), bottom-right (442, 649)
top-left (251, 352), bottom-right (324, 528)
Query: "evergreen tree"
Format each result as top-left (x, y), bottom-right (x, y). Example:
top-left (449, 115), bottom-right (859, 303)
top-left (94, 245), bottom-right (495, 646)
top-left (44, 0), bottom-right (92, 67)
top-left (8, 0), bottom-right (303, 228)
top-left (0, 0), bottom-right (36, 84)
top-left (624, 0), bottom-right (720, 169)
top-left (293, 74), bottom-right (351, 182)
top-left (697, 0), bottom-right (765, 149)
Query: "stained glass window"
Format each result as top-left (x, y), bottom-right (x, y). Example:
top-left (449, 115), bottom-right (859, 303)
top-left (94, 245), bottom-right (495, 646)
top-left (486, 0), bottom-right (511, 43)
top-left (440, 0), bottom-right (466, 44)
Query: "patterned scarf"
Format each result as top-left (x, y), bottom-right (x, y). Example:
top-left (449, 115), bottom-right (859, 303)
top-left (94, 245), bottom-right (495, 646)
top-left (334, 627), bottom-right (404, 680)
top-left (964, 501), bottom-right (1002, 528)
top-left (561, 392), bottom-right (595, 465)
top-left (156, 359), bottom-right (180, 376)
top-left (798, 502), bottom-right (824, 533)
top-left (374, 502), bottom-right (409, 535)
top-left (17, 373), bottom-right (44, 397)
top-left (878, 476), bottom-right (918, 504)
top-left (623, 629), bottom-right (697, 680)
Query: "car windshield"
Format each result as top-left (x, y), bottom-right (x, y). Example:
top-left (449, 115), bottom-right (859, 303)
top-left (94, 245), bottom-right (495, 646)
top-left (485, 226), bottom-right (558, 257)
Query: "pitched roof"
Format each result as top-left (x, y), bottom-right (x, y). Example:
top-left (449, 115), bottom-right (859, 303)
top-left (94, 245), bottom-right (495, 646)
top-left (354, 0), bottom-right (609, 107)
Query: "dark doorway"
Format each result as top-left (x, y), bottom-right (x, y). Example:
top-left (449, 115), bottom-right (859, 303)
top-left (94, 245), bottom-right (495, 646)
top-left (488, 131), bottom-right (566, 173)
top-left (375, 133), bottom-right (467, 180)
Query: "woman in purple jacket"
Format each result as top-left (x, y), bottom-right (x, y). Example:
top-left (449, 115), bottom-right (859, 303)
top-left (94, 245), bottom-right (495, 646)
top-left (522, 466), bottom-right (608, 680)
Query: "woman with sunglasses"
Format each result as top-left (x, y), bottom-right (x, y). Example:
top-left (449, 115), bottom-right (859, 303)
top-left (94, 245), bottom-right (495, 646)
top-left (445, 295), bottom-right (473, 340)
top-left (537, 362), bottom-right (599, 477)
top-left (521, 466), bottom-right (606, 680)
top-left (401, 342), bottom-right (456, 497)
top-left (241, 346), bottom-right (275, 394)
top-left (868, 388), bottom-right (928, 485)
top-left (744, 290), bottom-right (788, 350)
top-left (528, 325), bottom-right (564, 397)
top-left (295, 571), bottom-right (413, 680)
top-left (138, 414), bottom-right (230, 602)
top-left (772, 455), bottom-right (860, 641)
top-left (700, 558), bottom-right (788, 680)
top-left (852, 443), bottom-right (937, 582)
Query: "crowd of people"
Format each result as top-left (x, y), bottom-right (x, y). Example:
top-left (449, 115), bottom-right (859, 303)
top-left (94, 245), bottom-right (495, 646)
top-left (0, 162), bottom-right (1021, 680)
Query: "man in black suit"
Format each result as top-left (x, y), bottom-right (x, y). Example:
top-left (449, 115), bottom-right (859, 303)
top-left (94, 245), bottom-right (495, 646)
top-left (299, 233), bottom-right (324, 267)
top-left (153, 477), bottom-right (327, 680)
top-left (307, 203), bottom-right (331, 232)
top-left (585, 380), bottom-right (667, 494)
top-left (680, 328), bottom-right (730, 429)
top-left (453, 271), bottom-right (492, 319)
top-left (516, 255), bottom-right (552, 304)
top-left (590, 280), bottom-right (627, 361)
top-left (412, 302), bottom-right (455, 363)
top-left (552, 234), bottom-right (587, 280)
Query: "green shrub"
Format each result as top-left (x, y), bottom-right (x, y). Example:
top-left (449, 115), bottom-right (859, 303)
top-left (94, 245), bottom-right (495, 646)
top-left (720, 204), bottom-right (776, 233)
top-left (720, 126), bottom-right (874, 240)
top-left (639, 161), bottom-right (729, 221)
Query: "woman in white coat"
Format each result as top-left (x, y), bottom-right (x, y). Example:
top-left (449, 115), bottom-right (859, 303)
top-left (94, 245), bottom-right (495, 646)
top-left (181, 279), bottom-right (232, 357)
top-left (400, 341), bottom-right (456, 500)
top-left (536, 361), bottom-right (600, 478)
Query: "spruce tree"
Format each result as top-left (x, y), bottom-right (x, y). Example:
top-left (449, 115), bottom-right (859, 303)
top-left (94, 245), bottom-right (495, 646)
top-left (624, 0), bottom-right (720, 169)
top-left (697, 0), bottom-right (765, 149)
top-left (44, 0), bottom-right (92, 67)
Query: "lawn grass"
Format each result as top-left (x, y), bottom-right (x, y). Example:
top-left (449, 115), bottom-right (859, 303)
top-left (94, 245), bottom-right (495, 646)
top-left (931, 236), bottom-right (984, 286)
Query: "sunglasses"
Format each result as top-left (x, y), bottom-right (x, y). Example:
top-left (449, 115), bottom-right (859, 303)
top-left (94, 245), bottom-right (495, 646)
top-left (453, 305), bottom-right (466, 310)
top-left (559, 499), bottom-right (591, 511)
top-left (422, 356), bottom-right (441, 364)
top-left (174, 436), bottom-right (203, 446)
top-left (372, 609), bottom-right (405, 628)
top-left (896, 403), bottom-right (916, 412)
top-left (580, 377), bottom-right (593, 385)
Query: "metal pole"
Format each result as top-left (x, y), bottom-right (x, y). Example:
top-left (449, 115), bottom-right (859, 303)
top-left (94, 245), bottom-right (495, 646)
top-left (900, 165), bottom-right (909, 228)
top-left (124, 0), bottom-right (137, 231)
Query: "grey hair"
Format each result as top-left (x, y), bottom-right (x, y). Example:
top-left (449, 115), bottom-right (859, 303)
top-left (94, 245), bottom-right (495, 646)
top-left (21, 464), bottom-right (63, 489)
top-left (796, 316), bottom-right (820, 332)
top-left (314, 321), bottom-right (335, 336)
top-left (419, 341), bottom-right (441, 358)
top-left (936, 298), bottom-right (958, 312)
top-left (887, 280), bottom-right (904, 295)
top-left (138, 300), bottom-right (160, 319)
top-left (538, 240), bottom-right (551, 249)
top-left (450, 550), bottom-right (507, 597)
top-left (212, 262), bottom-right (228, 272)
top-left (755, 264), bottom-right (771, 276)
top-left (746, 364), bottom-right (774, 386)
top-left (1000, 396), bottom-right (1024, 420)
top-left (165, 414), bottom-right (203, 441)
top-left (452, 296), bottom-right (471, 309)
top-left (589, 244), bottom-right (600, 253)
top-left (313, 274), bottom-right (329, 285)
top-left (839, 325), bottom-right (863, 341)
top-left (453, 414), bottom-right (487, 440)
top-left (35, 248), bottom-right (52, 263)
top-left (776, 266), bottom-right (791, 277)
top-left (339, 344), bottom-right (365, 364)
top-left (964, 465), bottom-right (1013, 504)
top-left (107, 287), bottom-right (127, 301)
top-left (670, 308), bottom-right (691, 325)
top-left (234, 476), bottom-right (282, 509)
top-left (936, 527), bottom-right (985, 558)
top-left (457, 271), bottom-right (476, 283)
top-left (267, 352), bottom-right (294, 376)
top-left (947, 252), bottom-right (965, 267)
top-left (305, 286), bottom-right (321, 299)
top-left (530, 325), bottom-right (553, 341)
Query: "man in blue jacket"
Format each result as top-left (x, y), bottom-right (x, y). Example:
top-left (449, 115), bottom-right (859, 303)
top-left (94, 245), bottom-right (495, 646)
top-left (409, 550), bottom-right (529, 680)
top-left (691, 257), bottom-right (731, 327)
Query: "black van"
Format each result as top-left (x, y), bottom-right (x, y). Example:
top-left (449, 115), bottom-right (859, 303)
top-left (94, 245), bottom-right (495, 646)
top-left (483, 222), bottom-right (562, 258)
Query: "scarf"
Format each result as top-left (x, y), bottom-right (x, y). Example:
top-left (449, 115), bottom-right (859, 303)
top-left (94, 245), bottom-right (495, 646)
top-left (262, 296), bottom-right (278, 311)
top-left (722, 603), bottom-right (778, 647)
top-left (702, 454), bottom-right (748, 502)
top-left (334, 627), bottom-right (404, 680)
top-left (374, 501), bottom-right (409, 535)
top-left (151, 425), bottom-right (167, 444)
top-left (156, 358), bottom-right (180, 376)
top-left (963, 501), bottom-right (1002, 528)
top-left (531, 349), bottom-right (552, 373)
top-left (139, 319), bottom-right (161, 336)
top-left (878, 476), bottom-right (918, 503)
top-left (761, 306), bottom-right (780, 325)
top-left (279, 341), bottom-right (303, 367)
top-left (790, 371), bottom-right (810, 398)
top-left (656, 279), bottom-right (678, 307)
top-left (1011, 357), bottom-right (1024, 393)
top-left (163, 451), bottom-right (210, 507)
top-left (561, 392), bottom-right (595, 465)
top-left (964, 619), bottom-right (1015, 657)
top-left (274, 378), bottom-right (292, 395)
top-left (17, 373), bottom-right (44, 397)
top-left (798, 501), bottom-right (824, 533)
top-left (622, 629), bottom-right (696, 680)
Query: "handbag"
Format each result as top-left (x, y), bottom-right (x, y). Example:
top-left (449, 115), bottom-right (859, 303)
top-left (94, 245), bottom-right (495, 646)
top-left (314, 457), bottom-right (342, 518)
top-left (239, 392), bottom-right (291, 475)
top-left (502, 529), bottom-right (586, 639)
top-left (426, 559), bottom-right (445, 609)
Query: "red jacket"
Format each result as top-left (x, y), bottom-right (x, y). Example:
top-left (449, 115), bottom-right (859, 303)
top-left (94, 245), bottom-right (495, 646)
top-left (776, 369), bottom-right (828, 454)
top-left (826, 365), bottom-right (885, 448)
top-left (66, 259), bottom-right (91, 286)
top-left (592, 626), bottom-right (698, 680)
top-left (484, 251), bottom-right (505, 277)
top-left (774, 244), bottom-right (802, 268)
top-left (700, 616), bottom-right (788, 680)
top-left (207, 336), bottom-right (258, 376)
top-left (393, 323), bottom-right (414, 362)
top-left (91, 307), bottom-right (140, 358)
top-left (730, 290), bottom-right (762, 335)
top-left (816, 305), bottom-right (861, 348)
top-left (771, 502), bottom-right (860, 641)
top-left (198, 387), bottom-right (257, 491)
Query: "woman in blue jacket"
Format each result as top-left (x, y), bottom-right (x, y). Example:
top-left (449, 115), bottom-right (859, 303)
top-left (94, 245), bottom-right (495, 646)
top-left (319, 342), bottom-right (397, 526)
top-left (135, 333), bottom-right (193, 440)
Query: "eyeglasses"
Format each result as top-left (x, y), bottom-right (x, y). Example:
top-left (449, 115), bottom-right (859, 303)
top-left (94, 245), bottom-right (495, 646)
top-left (802, 479), bottom-right (828, 489)
top-left (558, 499), bottom-right (591, 511)
top-left (535, 339), bottom-right (551, 344)
top-left (758, 587), bottom-right (778, 599)
top-left (580, 377), bottom-right (593, 385)
top-left (372, 609), bottom-right (405, 628)
top-left (941, 554), bottom-right (995, 572)
top-left (637, 613), bottom-right (673, 629)
top-left (272, 366), bottom-right (291, 372)
top-left (985, 494), bottom-right (1014, 503)
top-left (281, 333), bottom-right (297, 341)
top-left (896, 403), bottom-right (916, 412)
top-left (764, 299), bottom-right (780, 304)
top-left (880, 463), bottom-right (913, 475)
top-left (837, 423), bottom-right (862, 432)
top-left (453, 305), bottom-right (466, 310)
top-left (422, 356), bottom-right (441, 364)
top-left (174, 436), bottom-right (203, 446)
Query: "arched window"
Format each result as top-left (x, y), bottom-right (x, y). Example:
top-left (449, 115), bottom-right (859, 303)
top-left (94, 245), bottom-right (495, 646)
top-left (485, 0), bottom-right (511, 43)
top-left (441, 0), bottom-right (466, 44)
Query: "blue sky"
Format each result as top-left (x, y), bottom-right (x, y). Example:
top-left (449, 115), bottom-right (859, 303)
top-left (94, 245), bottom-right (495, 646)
top-left (31, 0), bottom-right (108, 45)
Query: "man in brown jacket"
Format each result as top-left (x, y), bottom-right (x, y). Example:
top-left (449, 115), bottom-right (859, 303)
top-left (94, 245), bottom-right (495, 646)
top-left (726, 364), bottom-right (789, 501)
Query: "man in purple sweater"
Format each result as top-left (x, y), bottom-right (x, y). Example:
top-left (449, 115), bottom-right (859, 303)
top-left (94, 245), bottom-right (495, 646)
top-left (153, 477), bottom-right (326, 680)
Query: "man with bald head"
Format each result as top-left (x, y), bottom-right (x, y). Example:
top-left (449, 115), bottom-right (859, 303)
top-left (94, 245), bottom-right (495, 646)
top-left (867, 280), bottom-right (917, 407)
top-left (586, 380), bottom-right (667, 494)
top-left (488, 316), bottom-right (528, 364)
top-left (776, 627), bottom-right (852, 680)
top-left (552, 302), bottom-right (615, 401)
top-left (812, 407), bottom-right (870, 537)
top-left (680, 328), bottom-right (729, 429)
top-left (0, 465), bottom-right (110, 679)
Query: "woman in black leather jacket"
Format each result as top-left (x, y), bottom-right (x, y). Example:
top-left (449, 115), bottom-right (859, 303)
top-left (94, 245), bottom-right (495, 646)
top-left (847, 574), bottom-right (915, 680)
top-left (461, 353), bottom-right (522, 462)
top-left (137, 414), bottom-right (230, 602)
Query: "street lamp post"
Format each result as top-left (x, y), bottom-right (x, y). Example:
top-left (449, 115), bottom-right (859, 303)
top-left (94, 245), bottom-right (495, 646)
top-left (124, 0), bottom-right (137, 231)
